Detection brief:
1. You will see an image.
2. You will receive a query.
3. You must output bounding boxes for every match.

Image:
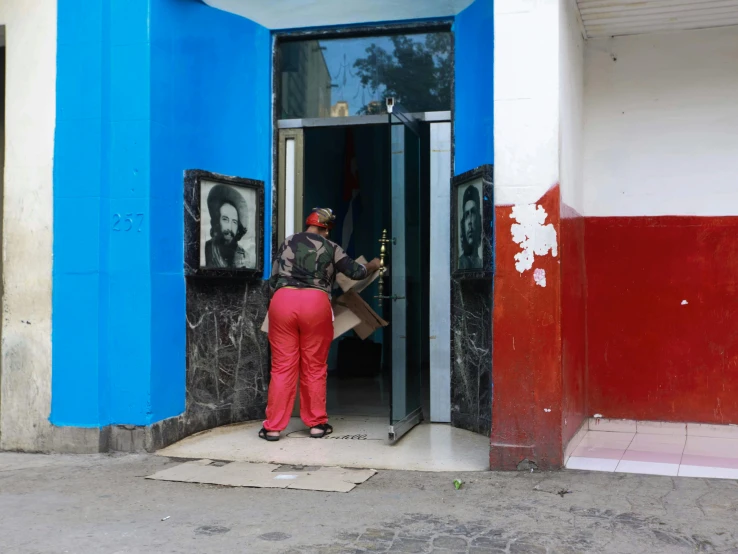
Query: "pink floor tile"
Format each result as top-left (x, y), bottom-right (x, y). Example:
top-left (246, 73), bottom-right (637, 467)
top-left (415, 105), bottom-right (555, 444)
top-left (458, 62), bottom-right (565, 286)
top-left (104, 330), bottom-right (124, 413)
top-left (563, 425), bottom-right (738, 479)
top-left (680, 453), bottom-right (738, 470)
top-left (571, 431), bottom-right (633, 461)
top-left (629, 433), bottom-right (686, 449)
top-left (566, 456), bottom-right (619, 472)
top-left (687, 423), bottom-right (738, 439)
top-left (621, 449), bottom-right (683, 464)
top-left (683, 436), bottom-right (738, 458)
top-left (678, 464), bottom-right (738, 479)
top-left (616, 460), bottom-right (679, 477)
top-left (636, 421), bottom-right (687, 436)
top-left (589, 418), bottom-right (637, 433)
top-left (579, 430), bottom-right (635, 447)
top-left (564, 425), bottom-right (588, 462)
top-left (571, 445), bottom-right (629, 460)
top-left (621, 433), bottom-right (685, 464)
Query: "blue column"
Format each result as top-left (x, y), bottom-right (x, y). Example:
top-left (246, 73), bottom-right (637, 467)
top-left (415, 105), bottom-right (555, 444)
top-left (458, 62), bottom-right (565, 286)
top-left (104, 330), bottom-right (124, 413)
top-left (52, 0), bottom-right (271, 428)
top-left (454, 0), bottom-right (494, 175)
top-left (53, 0), bottom-right (154, 426)
top-left (52, 0), bottom-right (106, 426)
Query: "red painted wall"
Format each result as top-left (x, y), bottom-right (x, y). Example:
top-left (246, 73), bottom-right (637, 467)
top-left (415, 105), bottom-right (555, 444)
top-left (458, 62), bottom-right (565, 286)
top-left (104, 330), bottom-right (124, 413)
top-left (491, 185), bottom-right (563, 470)
top-left (561, 205), bottom-right (587, 446)
top-left (586, 216), bottom-right (738, 424)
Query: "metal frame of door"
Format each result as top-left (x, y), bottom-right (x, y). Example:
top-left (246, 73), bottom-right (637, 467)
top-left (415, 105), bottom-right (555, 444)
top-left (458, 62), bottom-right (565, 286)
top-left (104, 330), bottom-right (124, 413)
top-left (384, 101), bottom-right (423, 442)
top-left (276, 111), bottom-right (452, 437)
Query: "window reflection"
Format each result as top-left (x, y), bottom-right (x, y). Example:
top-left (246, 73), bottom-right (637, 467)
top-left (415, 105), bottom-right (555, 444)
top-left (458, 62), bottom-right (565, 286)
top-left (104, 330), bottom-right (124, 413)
top-left (279, 32), bottom-right (452, 119)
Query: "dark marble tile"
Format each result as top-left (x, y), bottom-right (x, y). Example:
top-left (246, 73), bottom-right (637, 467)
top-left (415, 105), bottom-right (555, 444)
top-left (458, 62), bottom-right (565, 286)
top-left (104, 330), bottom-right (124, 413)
top-left (450, 279), bottom-right (492, 436)
top-left (185, 278), bottom-right (270, 433)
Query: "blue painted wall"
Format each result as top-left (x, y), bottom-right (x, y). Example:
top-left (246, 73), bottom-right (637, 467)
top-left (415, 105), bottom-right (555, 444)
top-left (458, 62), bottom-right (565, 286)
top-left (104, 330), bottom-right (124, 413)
top-left (454, 0), bottom-right (494, 174)
top-left (51, 0), bottom-right (491, 428)
top-left (52, 0), bottom-right (270, 427)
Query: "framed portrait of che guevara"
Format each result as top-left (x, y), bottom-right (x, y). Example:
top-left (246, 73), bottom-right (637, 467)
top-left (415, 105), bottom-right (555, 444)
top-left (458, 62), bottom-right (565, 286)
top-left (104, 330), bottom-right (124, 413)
top-left (184, 169), bottom-right (265, 278)
top-left (451, 164), bottom-right (493, 280)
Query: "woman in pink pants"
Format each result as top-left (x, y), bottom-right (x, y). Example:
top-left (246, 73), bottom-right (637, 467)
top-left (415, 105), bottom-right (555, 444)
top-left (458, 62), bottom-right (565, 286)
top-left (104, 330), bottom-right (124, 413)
top-left (260, 208), bottom-right (380, 441)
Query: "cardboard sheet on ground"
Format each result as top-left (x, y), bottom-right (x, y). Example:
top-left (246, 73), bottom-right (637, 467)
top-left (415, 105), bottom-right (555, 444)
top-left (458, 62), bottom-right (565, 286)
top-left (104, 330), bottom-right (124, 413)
top-left (260, 255), bottom-right (387, 341)
top-left (146, 459), bottom-right (376, 493)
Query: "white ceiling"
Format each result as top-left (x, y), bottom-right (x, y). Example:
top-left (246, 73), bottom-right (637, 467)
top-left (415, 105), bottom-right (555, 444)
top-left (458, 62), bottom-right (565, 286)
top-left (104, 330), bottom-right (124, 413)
top-left (203, 0), bottom-right (474, 30)
top-left (577, 0), bottom-right (738, 38)
top-left (204, 0), bottom-right (738, 38)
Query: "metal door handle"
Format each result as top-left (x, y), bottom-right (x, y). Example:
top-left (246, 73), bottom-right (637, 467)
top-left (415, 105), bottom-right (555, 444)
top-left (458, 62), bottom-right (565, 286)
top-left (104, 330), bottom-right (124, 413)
top-left (376, 229), bottom-right (390, 300)
top-left (376, 294), bottom-right (405, 302)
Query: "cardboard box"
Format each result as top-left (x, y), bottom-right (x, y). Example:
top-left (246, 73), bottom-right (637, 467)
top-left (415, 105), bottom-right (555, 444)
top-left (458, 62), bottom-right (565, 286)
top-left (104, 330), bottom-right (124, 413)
top-left (260, 256), bottom-right (388, 341)
top-left (333, 290), bottom-right (388, 340)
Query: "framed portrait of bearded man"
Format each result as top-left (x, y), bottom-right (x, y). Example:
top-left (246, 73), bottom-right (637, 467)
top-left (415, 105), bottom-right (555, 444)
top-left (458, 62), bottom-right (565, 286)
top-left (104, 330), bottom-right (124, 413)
top-left (184, 169), bottom-right (265, 278)
top-left (451, 165), bottom-right (493, 280)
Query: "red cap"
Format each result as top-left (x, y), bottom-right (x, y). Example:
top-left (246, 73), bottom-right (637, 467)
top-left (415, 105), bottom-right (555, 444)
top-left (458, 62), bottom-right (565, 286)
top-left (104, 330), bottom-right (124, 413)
top-left (306, 207), bottom-right (336, 230)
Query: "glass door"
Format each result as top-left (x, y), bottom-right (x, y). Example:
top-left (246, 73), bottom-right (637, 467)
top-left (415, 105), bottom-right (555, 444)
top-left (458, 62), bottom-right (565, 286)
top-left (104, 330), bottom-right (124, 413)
top-left (381, 100), bottom-right (423, 442)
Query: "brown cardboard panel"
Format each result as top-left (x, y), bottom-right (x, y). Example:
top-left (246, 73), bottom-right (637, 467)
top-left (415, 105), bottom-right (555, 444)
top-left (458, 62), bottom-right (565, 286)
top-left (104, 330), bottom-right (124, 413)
top-left (335, 257), bottom-right (383, 294)
top-left (353, 321), bottom-right (376, 341)
top-left (331, 304), bottom-right (362, 339)
top-left (338, 290), bottom-right (388, 327)
top-left (146, 460), bottom-right (377, 493)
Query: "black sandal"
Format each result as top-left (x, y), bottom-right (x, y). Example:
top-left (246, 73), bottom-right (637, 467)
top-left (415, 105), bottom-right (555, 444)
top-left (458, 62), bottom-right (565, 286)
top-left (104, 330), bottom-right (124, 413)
top-left (310, 423), bottom-right (333, 438)
top-left (259, 427), bottom-right (280, 442)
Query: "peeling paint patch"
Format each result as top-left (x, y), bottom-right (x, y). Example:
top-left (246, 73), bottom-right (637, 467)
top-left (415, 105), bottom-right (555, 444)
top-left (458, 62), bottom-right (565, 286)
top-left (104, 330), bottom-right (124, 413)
top-left (510, 204), bottom-right (558, 273)
top-left (681, 300), bottom-right (688, 305)
top-left (534, 268), bottom-right (546, 287)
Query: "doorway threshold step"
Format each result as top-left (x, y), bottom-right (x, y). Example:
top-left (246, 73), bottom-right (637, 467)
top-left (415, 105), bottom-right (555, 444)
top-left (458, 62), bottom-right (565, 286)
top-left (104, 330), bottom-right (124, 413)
top-left (157, 416), bottom-right (489, 472)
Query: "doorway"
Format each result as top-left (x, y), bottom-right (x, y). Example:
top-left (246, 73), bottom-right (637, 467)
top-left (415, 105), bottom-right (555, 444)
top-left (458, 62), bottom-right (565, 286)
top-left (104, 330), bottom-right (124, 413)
top-left (158, 108), bottom-right (492, 470)
top-left (277, 109), bottom-right (451, 441)
top-left (304, 123), bottom-right (396, 421)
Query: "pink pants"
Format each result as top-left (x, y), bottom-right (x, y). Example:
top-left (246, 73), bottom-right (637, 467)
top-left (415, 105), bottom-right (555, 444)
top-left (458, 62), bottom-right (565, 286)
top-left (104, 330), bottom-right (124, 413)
top-left (263, 288), bottom-right (333, 431)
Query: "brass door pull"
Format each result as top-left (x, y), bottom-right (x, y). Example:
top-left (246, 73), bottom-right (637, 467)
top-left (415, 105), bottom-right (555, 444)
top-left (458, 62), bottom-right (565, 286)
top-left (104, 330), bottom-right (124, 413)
top-left (375, 229), bottom-right (390, 300)
top-left (375, 229), bottom-right (404, 301)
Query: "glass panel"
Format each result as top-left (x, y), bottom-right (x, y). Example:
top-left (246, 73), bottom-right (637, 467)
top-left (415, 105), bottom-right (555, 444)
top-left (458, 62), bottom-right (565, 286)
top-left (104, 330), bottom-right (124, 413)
top-left (389, 115), bottom-right (424, 435)
top-left (278, 32), bottom-right (452, 119)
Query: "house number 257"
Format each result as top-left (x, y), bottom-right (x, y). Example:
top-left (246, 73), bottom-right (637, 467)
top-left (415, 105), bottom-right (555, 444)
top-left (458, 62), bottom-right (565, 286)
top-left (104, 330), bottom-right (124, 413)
top-left (112, 213), bottom-right (145, 232)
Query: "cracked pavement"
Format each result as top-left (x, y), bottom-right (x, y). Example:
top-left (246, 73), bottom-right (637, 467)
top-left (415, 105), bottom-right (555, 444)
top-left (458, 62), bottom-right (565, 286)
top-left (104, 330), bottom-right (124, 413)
top-left (0, 453), bottom-right (737, 553)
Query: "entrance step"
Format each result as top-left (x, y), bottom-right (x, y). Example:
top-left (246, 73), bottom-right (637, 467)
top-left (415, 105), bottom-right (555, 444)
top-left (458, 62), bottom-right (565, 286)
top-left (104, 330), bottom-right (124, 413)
top-left (157, 416), bottom-right (489, 472)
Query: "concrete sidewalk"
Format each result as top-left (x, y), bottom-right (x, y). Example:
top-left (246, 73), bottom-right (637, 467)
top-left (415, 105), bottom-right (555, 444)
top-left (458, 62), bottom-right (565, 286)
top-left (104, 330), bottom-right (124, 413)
top-left (0, 452), bottom-right (736, 553)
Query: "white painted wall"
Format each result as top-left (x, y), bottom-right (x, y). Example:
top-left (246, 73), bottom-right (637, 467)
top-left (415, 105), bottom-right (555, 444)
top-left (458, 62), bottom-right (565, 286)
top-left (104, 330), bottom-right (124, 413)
top-left (583, 25), bottom-right (738, 217)
top-left (0, 1), bottom-right (55, 450)
top-left (559, 0), bottom-right (585, 214)
top-left (494, 0), bottom-right (560, 206)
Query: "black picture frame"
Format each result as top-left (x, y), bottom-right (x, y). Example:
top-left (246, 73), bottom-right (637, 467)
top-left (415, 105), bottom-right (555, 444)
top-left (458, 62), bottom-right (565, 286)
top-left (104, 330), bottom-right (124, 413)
top-left (451, 164), bottom-right (494, 280)
top-left (184, 169), bottom-right (265, 279)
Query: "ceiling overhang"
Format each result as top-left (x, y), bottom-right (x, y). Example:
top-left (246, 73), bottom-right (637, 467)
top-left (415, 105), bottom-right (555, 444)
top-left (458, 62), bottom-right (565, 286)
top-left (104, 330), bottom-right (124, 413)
top-left (202, 0), bottom-right (738, 39)
top-left (577, 0), bottom-right (738, 39)
top-left (203, 0), bottom-right (474, 31)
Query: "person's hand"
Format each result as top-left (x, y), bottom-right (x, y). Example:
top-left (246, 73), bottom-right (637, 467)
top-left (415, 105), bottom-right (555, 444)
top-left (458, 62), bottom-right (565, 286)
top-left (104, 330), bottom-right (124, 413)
top-left (366, 258), bottom-right (382, 273)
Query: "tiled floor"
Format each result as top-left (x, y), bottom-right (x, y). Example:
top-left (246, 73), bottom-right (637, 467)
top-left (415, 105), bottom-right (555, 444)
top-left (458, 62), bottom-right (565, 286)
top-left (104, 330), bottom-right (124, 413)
top-left (158, 416), bottom-right (490, 472)
top-left (565, 419), bottom-right (738, 479)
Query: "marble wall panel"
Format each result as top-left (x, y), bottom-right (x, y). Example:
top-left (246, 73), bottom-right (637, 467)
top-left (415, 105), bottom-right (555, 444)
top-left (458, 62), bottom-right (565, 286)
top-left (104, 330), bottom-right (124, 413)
top-left (184, 278), bottom-right (270, 436)
top-left (450, 279), bottom-right (493, 435)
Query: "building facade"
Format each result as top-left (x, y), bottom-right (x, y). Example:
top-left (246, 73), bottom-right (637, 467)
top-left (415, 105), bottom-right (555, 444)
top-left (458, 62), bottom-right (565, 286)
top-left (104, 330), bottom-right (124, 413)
top-left (0, 0), bottom-right (737, 470)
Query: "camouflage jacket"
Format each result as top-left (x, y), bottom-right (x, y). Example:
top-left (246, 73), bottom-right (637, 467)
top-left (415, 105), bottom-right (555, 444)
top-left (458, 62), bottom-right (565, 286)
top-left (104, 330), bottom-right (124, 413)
top-left (269, 232), bottom-right (368, 296)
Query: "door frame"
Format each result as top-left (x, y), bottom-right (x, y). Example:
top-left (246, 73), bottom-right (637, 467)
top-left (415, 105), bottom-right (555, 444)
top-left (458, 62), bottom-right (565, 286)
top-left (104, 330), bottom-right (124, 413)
top-left (271, 20), bottom-right (456, 430)
top-left (275, 112), bottom-right (452, 424)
